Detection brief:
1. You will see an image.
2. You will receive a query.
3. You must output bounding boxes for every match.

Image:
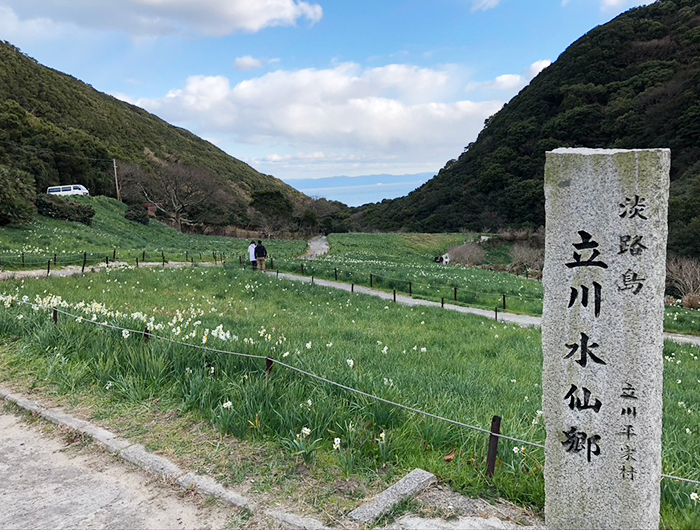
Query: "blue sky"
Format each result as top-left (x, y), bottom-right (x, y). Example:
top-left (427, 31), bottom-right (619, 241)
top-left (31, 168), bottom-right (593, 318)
top-left (1, 0), bottom-right (653, 205)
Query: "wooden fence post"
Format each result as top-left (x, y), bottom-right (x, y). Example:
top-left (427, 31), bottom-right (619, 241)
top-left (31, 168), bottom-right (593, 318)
top-left (21, 252), bottom-right (25, 268)
top-left (409, 282), bottom-right (412, 297)
top-left (441, 297), bottom-right (445, 308)
top-left (144, 327), bottom-right (150, 343)
top-left (143, 251), bottom-right (146, 261)
top-left (136, 257), bottom-right (139, 267)
top-left (393, 289), bottom-right (396, 302)
top-left (494, 306), bottom-right (498, 321)
top-left (454, 286), bottom-right (458, 301)
top-left (486, 415), bottom-right (502, 477)
top-left (113, 249), bottom-right (116, 261)
top-left (370, 274), bottom-right (373, 288)
top-left (82, 252), bottom-right (87, 274)
top-left (53, 253), bottom-right (57, 266)
top-left (47, 260), bottom-right (51, 276)
top-left (502, 294), bottom-right (507, 311)
top-left (53, 308), bottom-right (58, 326)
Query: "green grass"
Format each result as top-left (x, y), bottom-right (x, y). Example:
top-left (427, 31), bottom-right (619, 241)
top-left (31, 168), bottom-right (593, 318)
top-left (0, 264), bottom-right (699, 527)
top-left (0, 196), bottom-right (306, 269)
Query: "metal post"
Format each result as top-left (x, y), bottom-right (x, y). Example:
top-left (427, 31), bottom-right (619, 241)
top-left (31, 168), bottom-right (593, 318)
top-left (186, 250), bottom-right (189, 262)
top-left (454, 286), bottom-right (458, 301)
top-left (441, 297), bottom-right (445, 308)
top-left (486, 415), bottom-right (502, 477)
top-left (334, 268), bottom-right (338, 281)
top-left (53, 308), bottom-right (58, 326)
top-left (136, 257), bottom-right (139, 267)
top-left (301, 263), bottom-right (305, 275)
top-left (495, 306), bottom-right (498, 321)
top-left (105, 256), bottom-right (109, 266)
top-left (351, 283), bottom-right (354, 293)
top-left (113, 249), bottom-right (116, 261)
top-left (393, 289), bottom-right (396, 302)
top-left (47, 260), bottom-right (51, 276)
top-left (370, 274), bottom-right (373, 288)
top-left (409, 282), bottom-right (412, 296)
top-left (53, 253), bottom-right (57, 266)
top-left (82, 252), bottom-right (87, 274)
top-left (143, 251), bottom-right (146, 261)
top-left (21, 252), bottom-right (24, 268)
top-left (503, 294), bottom-right (507, 311)
top-left (270, 257), bottom-right (274, 269)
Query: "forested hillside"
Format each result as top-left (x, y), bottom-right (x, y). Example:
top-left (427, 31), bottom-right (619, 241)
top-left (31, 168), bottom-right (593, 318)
top-left (355, 0), bottom-right (700, 256)
top-left (0, 41), bottom-right (344, 232)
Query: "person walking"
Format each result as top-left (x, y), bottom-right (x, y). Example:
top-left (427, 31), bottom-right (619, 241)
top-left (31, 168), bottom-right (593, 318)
top-left (248, 241), bottom-right (257, 270)
top-left (255, 240), bottom-right (267, 272)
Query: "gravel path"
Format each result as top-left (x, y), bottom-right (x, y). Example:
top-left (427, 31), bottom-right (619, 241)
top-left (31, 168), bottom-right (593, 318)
top-left (0, 412), bottom-right (231, 529)
top-left (300, 236), bottom-right (330, 260)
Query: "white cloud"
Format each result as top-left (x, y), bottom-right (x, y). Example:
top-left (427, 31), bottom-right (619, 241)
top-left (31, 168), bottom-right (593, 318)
top-left (471, 0), bottom-right (501, 11)
top-left (2, 0), bottom-right (323, 38)
top-left (466, 60), bottom-right (550, 96)
top-left (527, 60), bottom-right (552, 78)
top-left (136, 63), bottom-right (503, 171)
top-left (0, 6), bottom-right (62, 42)
top-left (234, 55), bottom-right (264, 71)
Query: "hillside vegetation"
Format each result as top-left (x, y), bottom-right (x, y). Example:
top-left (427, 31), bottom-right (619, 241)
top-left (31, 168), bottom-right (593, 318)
top-left (0, 41), bottom-right (350, 232)
top-left (355, 0), bottom-right (700, 256)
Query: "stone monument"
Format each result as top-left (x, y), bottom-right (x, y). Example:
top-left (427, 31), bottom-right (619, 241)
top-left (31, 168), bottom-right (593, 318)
top-left (542, 148), bottom-right (669, 529)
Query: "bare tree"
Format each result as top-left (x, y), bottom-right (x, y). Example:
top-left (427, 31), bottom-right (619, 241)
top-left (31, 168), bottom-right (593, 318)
top-left (123, 162), bottom-right (217, 232)
top-left (666, 255), bottom-right (700, 298)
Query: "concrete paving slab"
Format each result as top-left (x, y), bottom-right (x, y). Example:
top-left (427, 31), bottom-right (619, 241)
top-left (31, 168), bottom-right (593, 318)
top-left (347, 468), bottom-right (436, 524)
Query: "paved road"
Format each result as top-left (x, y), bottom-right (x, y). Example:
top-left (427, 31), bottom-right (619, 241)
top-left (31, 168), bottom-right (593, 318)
top-left (271, 271), bottom-right (700, 348)
top-left (0, 412), bottom-right (230, 529)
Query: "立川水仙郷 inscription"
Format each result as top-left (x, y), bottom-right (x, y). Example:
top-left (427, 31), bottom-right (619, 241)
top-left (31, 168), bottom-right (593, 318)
top-left (542, 148), bottom-right (669, 530)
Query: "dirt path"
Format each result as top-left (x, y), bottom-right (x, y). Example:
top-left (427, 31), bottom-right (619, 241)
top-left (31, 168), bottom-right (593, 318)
top-left (300, 236), bottom-right (330, 260)
top-left (0, 412), bottom-right (232, 529)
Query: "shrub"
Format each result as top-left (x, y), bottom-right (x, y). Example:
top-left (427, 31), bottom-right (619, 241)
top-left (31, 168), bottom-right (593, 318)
top-left (683, 294), bottom-right (700, 310)
top-left (666, 256), bottom-right (700, 298)
top-left (509, 242), bottom-right (544, 274)
top-left (448, 242), bottom-right (486, 266)
top-left (124, 204), bottom-right (149, 225)
top-left (0, 165), bottom-right (36, 226)
top-left (35, 194), bottom-right (95, 226)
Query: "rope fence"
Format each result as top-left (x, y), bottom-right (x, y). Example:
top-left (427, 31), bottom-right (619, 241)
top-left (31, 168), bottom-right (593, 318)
top-left (1, 297), bottom-right (698, 487)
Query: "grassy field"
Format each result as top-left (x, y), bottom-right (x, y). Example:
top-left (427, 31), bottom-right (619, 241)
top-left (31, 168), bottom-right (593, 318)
top-left (0, 263), bottom-right (699, 528)
top-left (2, 197), bottom-right (699, 335)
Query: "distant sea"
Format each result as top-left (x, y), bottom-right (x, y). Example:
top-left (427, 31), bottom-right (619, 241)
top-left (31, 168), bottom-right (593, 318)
top-left (283, 172), bottom-right (435, 207)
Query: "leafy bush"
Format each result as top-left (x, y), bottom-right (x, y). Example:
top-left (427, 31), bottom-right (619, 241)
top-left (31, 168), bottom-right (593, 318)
top-left (0, 165), bottom-right (36, 226)
top-left (124, 204), bottom-right (149, 225)
top-left (35, 194), bottom-right (95, 225)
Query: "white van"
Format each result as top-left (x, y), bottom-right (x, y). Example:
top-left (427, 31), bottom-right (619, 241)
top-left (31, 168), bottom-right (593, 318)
top-left (46, 184), bottom-right (90, 197)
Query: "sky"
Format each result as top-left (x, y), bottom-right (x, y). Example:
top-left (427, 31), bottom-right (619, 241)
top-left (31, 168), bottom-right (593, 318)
top-left (0, 0), bottom-right (655, 206)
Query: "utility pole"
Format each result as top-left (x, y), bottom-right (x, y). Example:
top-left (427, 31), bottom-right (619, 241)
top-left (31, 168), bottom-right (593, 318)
top-left (113, 158), bottom-right (121, 202)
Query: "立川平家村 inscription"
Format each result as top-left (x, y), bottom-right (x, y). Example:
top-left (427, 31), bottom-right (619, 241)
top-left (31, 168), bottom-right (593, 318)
top-left (542, 148), bottom-right (669, 530)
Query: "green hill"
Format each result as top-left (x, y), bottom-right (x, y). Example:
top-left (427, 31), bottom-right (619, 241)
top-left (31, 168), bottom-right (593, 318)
top-left (0, 41), bottom-right (321, 231)
top-left (354, 0), bottom-right (700, 256)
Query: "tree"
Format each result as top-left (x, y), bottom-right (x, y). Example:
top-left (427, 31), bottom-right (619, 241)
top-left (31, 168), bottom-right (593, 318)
top-left (0, 165), bottom-right (36, 225)
top-left (123, 162), bottom-right (218, 232)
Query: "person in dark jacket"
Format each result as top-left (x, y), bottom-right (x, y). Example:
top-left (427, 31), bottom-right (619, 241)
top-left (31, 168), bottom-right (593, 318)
top-left (254, 240), bottom-right (267, 272)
